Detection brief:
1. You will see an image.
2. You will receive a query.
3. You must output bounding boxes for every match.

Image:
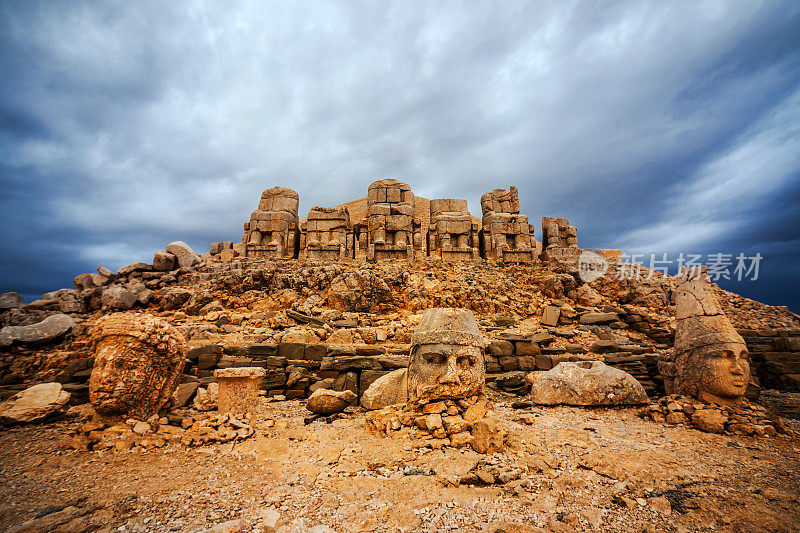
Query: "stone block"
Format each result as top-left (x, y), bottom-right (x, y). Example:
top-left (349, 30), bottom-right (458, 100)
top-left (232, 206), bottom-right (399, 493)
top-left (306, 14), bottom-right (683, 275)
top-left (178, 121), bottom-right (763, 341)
top-left (277, 343), bottom-right (306, 360)
top-left (321, 356), bottom-right (378, 371)
top-left (580, 313), bottom-right (620, 325)
top-left (265, 356), bottom-right (288, 368)
top-left (197, 353), bottom-right (221, 370)
top-left (359, 370), bottom-right (390, 396)
top-left (515, 341), bottom-right (540, 356)
top-left (498, 356), bottom-right (518, 371)
top-left (541, 306), bottom-right (561, 327)
top-left (305, 343), bottom-right (327, 361)
top-left (489, 340), bottom-right (514, 357)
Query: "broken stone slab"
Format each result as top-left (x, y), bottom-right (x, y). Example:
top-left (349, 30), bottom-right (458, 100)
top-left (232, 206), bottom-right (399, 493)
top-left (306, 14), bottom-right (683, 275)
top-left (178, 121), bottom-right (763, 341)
top-left (0, 313), bottom-right (75, 347)
top-left (0, 382), bottom-right (71, 424)
top-left (531, 361), bottom-right (648, 406)
top-left (0, 292), bottom-right (23, 309)
top-left (117, 261), bottom-right (153, 277)
top-left (171, 382), bottom-right (200, 408)
top-left (361, 368), bottom-right (408, 410)
top-left (214, 367), bottom-right (266, 414)
top-left (306, 388), bottom-right (356, 415)
top-left (286, 309), bottom-right (325, 327)
top-left (320, 355), bottom-right (380, 371)
top-left (540, 306), bottom-right (560, 327)
top-left (579, 312), bottom-right (620, 325)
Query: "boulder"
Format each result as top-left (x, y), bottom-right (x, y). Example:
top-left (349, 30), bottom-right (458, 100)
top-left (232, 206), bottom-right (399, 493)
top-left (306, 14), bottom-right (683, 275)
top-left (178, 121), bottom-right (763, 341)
top-left (471, 417), bottom-right (507, 454)
top-left (72, 273), bottom-right (96, 291)
top-left (575, 284), bottom-right (604, 306)
top-left (306, 388), bottom-right (356, 415)
top-left (361, 368), bottom-right (407, 410)
top-left (166, 241), bottom-right (201, 268)
top-left (101, 286), bottom-right (137, 310)
top-left (153, 250), bottom-right (176, 271)
top-left (691, 408), bottom-right (727, 434)
top-left (0, 382), bottom-right (71, 424)
top-left (531, 360), bottom-right (648, 406)
top-left (162, 287), bottom-right (193, 310)
top-left (97, 266), bottom-right (119, 281)
top-left (172, 382), bottom-right (200, 408)
top-left (0, 292), bottom-right (23, 309)
top-left (57, 290), bottom-right (86, 313)
top-left (0, 314), bottom-right (75, 347)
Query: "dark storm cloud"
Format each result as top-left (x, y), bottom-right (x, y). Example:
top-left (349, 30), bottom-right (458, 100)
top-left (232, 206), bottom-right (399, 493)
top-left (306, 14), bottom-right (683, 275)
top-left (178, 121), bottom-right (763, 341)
top-left (1, 1), bottom-right (799, 309)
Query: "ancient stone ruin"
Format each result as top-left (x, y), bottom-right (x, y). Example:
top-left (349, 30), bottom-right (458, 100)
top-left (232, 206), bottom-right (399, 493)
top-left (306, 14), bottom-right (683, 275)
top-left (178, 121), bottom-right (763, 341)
top-left (361, 178), bottom-right (419, 261)
top-left (541, 216), bottom-right (579, 259)
top-left (428, 199), bottom-right (479, 261)
top-left (406, 307), bottom-right (486, 405)
top-left (480, 186), bottom-right (538, 263)
top-left (222, 179), bottom-right (579, 263)
top-left (366, 308), bottom-right (510, 453)
top-left (89, 312), bottom-right (186, 422)
top-left (640, 267), bottom-right (785, 435)
top-left (300, 206), bottom-right (353, 261)
top-left (242, 186), bottom-right (300, 259)
top-left (1, 176), bottom-right (799, 531)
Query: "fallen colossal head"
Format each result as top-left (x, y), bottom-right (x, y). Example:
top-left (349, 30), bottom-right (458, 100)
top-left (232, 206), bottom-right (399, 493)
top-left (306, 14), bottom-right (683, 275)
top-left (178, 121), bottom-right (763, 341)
top-left (407, 308), bottom-right (486, 404)
top-left (674, 268), bottom-right (750, 407)
top-left (89, 312), bottom-right (186, 421)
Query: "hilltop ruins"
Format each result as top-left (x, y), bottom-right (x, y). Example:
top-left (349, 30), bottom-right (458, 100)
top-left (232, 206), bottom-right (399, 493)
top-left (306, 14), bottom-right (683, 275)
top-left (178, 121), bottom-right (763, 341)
top-left (0, 179), bottom-right (799, 532)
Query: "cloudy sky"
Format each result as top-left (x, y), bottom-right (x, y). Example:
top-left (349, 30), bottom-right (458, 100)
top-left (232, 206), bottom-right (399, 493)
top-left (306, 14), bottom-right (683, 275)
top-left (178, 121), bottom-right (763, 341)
top-left (1, 1), bottom-right (799, 310)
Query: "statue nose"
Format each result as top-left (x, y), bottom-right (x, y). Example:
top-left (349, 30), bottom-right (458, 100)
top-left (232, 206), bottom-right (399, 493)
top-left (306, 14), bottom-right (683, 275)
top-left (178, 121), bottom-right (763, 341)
top-left (440, 359), bottom-right (460, 383)
top-left (731, 356), bottom-right (746, 374)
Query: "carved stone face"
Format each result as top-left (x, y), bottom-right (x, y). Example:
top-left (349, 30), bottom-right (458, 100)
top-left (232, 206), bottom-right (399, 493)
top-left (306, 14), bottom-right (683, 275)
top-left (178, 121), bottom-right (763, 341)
top-left (408, 343), bottom-right (485, 403)
top-left (89, 313), bottom-right (185, 421)
top-left (91, 336), bottom-right (171, 417)
top-left (686, 343), bottom-right (750, 406)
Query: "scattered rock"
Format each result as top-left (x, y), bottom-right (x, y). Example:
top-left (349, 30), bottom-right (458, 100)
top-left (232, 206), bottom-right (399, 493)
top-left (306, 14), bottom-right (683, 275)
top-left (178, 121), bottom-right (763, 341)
top-left (0, 382), bottom-right (71, 424)
top-left (194, 383), bottom-right (219, 411)
top-left (306, 388), bottom-right (356, 415)
top-left (531, 361), bottom-right (648, 406)
top-left (0, 314), bottom-right (75, 347)
top-left (0, 292), bottom-right (23, 309)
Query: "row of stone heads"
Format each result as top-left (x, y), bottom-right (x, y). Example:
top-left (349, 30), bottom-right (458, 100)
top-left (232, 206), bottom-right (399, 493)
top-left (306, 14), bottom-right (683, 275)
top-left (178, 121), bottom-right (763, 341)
top-left (235, 180), bottom-right (579, 262)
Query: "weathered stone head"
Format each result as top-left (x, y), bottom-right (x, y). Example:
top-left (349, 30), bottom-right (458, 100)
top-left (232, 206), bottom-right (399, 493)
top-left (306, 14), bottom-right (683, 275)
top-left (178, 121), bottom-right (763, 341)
top-left (407, 308), bottom-right (486, 404)
top-left (89, 313), bottom-right (186, 421)
top-left (674, 267), bottom-right (750, 407)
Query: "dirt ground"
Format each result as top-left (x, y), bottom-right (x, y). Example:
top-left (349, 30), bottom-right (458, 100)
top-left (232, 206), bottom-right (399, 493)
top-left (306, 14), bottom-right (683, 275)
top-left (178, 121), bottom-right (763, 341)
top-left (1, 394), bottom-right (799, 533)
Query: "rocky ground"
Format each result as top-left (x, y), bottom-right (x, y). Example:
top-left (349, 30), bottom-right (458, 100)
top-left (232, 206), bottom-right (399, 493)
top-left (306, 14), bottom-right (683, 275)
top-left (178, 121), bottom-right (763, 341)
top-left (1, 390), bottom-right (799, 533)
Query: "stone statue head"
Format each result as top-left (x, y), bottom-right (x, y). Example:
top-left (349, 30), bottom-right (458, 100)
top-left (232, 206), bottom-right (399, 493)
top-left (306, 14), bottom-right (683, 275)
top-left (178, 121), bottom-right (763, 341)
top-left (407, 308), bottom-right (486, 404)
top-left (674, 267), bottom-right (751, 407)
top-left (89, 313), bottom-right (186, 421)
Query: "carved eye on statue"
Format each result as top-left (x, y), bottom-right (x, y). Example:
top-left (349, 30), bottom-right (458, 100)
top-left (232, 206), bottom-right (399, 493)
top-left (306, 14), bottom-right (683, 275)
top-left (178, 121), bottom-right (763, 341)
top-left (424, 353), bottom-right (447, 365)
top-left (457, 356), bottom-right (474, 368)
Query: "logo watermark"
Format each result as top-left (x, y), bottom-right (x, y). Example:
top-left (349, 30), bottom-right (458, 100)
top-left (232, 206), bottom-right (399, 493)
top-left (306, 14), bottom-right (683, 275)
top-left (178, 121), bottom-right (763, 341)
top-left (578, 250), bottom-right (609, 283)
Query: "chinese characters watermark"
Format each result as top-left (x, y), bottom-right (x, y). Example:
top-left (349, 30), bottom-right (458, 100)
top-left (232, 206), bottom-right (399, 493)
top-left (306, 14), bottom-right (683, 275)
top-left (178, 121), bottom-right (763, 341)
top-left (578, 251), bottom-right (763, 283)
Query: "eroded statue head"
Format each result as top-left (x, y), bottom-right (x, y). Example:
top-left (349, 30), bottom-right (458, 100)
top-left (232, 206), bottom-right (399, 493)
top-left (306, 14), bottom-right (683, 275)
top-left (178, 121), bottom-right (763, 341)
top-left (674, 268), bottom-right (751, 407)
top-left (89, 312), bottom-right (186, 421)
top-left (407, 308), bottom-right (486, 404)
